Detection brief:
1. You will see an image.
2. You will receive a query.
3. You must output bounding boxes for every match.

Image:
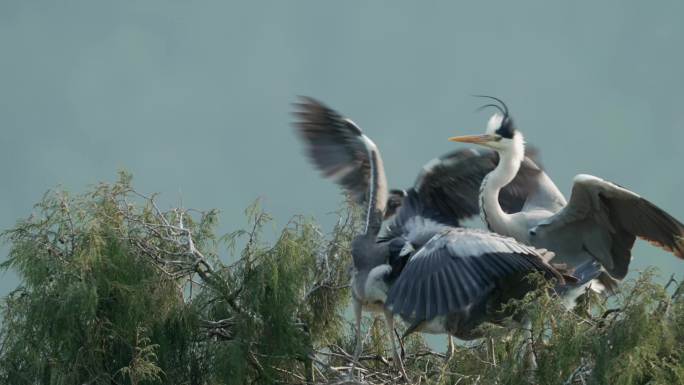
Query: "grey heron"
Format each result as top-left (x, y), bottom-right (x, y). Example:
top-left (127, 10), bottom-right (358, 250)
top-left (449, 97), bottom-right (684, 292)
top-left (292, 97), bottom-right (570, 374)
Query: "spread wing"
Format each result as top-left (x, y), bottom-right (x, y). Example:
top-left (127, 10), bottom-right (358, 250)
top-left (292, 96), bottom-right (386, 208)
top-left (385, 228), bottom-right (563, 322)
top-left (413, 148), bottom-right (553, 222)
top-left (378, 189), bottom-right (455, 249)
top-left (379, 148), bottom-right (557, 246)
top-left (536, 174), bottom-right (684, 279)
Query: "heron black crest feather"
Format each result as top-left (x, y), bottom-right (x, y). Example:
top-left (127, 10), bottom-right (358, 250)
top-left (476, 103), bottom-right (506, 116)
top-left (473, 95), bottom-right (517, 139)
top-left (472, 95), bottom-right (510, 116)
top-left (495, 116), bottom-right (517, 139)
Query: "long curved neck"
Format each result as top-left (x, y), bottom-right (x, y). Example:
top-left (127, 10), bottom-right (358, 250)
top-left (480, 139), bottom-right (524, 235)
top-left (362, 139), bottom-right (388, 237)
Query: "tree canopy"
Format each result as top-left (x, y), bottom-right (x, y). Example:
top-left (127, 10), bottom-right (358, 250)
top-left (1, 173), bottom-right (682, 385)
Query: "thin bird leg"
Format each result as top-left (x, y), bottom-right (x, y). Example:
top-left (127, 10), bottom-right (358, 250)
top-left (384, 309), bottom-right (408, 379)
top-left (394, 328), bottom-right (406, 360)
top-left (521, 318), bottom-right (538, 375)
top-left (349, 298), bottom-right (363, 378)
top-left (489, 337), bottom-right (497, 366)
top-left (438, 336), bottom-right (455, 383)
top-left (446, 335), bottom-right (455, 361)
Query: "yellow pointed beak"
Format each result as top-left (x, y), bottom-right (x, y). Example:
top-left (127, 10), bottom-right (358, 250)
top-left (448, 134), bottom-right (500, 144)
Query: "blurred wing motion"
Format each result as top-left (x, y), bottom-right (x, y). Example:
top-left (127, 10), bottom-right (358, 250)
top-left (536, 174), bottom-right (684, 279)
top-left (292, 96), bottom-right (385, 208)
top-left (293, 96), bottom-right (552, 238)
top-left (385, 228), bottom-right (563, 322)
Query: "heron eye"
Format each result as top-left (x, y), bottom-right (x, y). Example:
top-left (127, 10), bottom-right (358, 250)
top-left (495, 117), bottom-right (516, 139)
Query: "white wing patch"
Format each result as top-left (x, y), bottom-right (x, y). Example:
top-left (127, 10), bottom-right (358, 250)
top-left (403, 216), bottom-right (449, 246)
top-left (573, 174), bottom-right (641, 198)
top-left (411, 228), bottom-right (542, 259)
top-left (343, 118), bottom-right (363, 133)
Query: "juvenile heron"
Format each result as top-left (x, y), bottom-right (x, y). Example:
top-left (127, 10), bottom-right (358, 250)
top-left (449, 97), bottom-right (684, 290)
top-left (293, 97), bottom-right (568, 373)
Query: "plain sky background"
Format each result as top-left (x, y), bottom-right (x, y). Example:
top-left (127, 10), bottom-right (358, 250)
top-left (2, 1), bottom-right (684, 301)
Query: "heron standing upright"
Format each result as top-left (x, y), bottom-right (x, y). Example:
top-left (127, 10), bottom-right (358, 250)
top-left (449, 97), bottom-right (684, 292)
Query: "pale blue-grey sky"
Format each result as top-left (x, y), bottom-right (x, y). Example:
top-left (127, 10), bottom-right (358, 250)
top-left (2, 1), bottom-right (684, 297)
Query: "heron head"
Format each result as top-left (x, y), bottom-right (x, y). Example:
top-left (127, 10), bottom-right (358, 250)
top-left (448, 96), bottom-right (523, 153)
top-left (384, 189), bottom-right (407, 219)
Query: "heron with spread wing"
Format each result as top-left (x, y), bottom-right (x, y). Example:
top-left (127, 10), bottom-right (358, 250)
top-left (292, 97), bottom-right (569, 375)
top-left (449, 97), bottom-right (684, 295)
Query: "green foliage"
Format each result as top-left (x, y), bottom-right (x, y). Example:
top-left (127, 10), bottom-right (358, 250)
top-left (422, 271), bottom-right (684, 385)
top-left (1, 174), bottom-right (683, 384)
top-left (0, 174), bottom-right (354, 384)
top-left (118, 327), bottom-right (164, 385)
top-left (0, 178), bottom-right (186, 385)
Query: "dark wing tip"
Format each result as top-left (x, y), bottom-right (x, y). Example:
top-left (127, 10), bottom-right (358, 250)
top-left (289, 96), bottom-right (375, 209)
top-left (291, 96), bottom-right (330, 119)
top-left (295, 95), bottom-right (324, 106)
top-left (641, 236), bottom-right (684, 259)
top-left (630, 197), bottom-right (684, 259)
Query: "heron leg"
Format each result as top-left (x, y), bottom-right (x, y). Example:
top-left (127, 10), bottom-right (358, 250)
top-left (521, 318), bottom-right (538, 377)
top-left (437, 335), bottom-right (455, 383)
top-left (446, 335), bottom-right (455, 361)
top-left (489, 337), bottom-right (497, 366)
top-left (349, 298), bottom-right (363, 379)
top-left (384, 309), bottom-right (407, 379)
